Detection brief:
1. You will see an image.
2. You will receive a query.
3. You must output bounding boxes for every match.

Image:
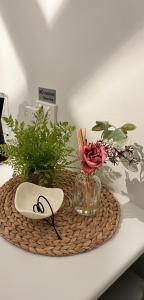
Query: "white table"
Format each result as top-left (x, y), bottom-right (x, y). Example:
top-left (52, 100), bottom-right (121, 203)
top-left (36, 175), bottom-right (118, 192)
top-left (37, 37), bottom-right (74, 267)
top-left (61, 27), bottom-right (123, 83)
top-left (0, 164), bottom-right (144, 300)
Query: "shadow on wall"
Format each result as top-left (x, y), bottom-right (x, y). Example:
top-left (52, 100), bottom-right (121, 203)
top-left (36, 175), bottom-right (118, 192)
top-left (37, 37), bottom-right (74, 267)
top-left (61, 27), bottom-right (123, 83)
top-left (121, 143), bottom-right (144, 222)
top-left (121, 198), bottom-right (144, 223)
top-left (1, 0), bottom-right (144, 121)
top-left (96, 167), bottom-right (122, 191)
top-left (122, 143), bottom-right (144, 209)
top-left (122, 171), bottom-right (144, 209)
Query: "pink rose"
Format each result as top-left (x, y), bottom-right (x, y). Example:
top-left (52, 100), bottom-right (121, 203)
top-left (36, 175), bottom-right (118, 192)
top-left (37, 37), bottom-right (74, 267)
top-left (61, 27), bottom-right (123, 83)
top-left (77, 143), bottom-right (106, 174)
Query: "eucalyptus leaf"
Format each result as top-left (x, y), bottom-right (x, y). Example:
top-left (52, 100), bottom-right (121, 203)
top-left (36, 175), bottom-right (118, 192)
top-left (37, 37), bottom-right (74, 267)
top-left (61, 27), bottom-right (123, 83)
top-left (96, 121), bottom-right (106, 125)
top-left (92, 121), bottom-right (105, 131)
top-left (121, 123), bottom-right (136, 131)
top-left (109, 128), bottom-right (127, 143)
top-left (92, 124), bottom-right (104, 131)
top-left (102, 129), bottom-right (113, 139)
top-left (92, 121), bottom-right (112, 132)
top-left (103, 121), bottom-right (112, 130)
top-left (121, 127), bottom-right (128, 135)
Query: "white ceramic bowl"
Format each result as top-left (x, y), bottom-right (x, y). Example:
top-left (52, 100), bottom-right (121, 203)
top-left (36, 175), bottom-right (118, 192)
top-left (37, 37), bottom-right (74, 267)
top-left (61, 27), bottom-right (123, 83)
top-left (15, 182), bottom-right (64, 219)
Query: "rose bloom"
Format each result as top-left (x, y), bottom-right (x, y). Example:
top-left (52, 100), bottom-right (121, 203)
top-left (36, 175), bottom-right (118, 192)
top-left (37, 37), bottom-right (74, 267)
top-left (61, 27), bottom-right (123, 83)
top-left (77, 142), bottom-right (107, 174)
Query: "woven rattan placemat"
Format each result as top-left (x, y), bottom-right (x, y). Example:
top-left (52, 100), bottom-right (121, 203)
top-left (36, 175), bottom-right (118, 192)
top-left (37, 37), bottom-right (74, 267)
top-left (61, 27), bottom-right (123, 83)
top-left (0, 171), bottom-right (120, 256)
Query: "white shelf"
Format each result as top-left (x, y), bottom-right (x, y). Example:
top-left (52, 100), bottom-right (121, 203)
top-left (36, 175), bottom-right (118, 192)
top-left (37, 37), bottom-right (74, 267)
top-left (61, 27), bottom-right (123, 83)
top-left (0, 165), bottom-right (144, 300)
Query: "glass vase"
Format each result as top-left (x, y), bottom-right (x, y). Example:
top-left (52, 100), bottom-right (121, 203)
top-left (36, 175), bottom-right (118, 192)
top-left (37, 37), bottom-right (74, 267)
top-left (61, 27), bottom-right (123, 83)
top-left (73, 172), bottom-right (101, 216)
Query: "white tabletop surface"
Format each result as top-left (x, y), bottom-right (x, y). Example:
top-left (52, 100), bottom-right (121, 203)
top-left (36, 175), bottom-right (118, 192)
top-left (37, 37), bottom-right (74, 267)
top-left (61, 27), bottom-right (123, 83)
top-left (0, 164), bottom-right (144, 300)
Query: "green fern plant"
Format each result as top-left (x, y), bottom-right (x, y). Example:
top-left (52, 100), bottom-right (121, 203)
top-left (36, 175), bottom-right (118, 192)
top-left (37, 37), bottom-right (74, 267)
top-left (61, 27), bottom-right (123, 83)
top-left (0, 107), bottom-right (75, 185)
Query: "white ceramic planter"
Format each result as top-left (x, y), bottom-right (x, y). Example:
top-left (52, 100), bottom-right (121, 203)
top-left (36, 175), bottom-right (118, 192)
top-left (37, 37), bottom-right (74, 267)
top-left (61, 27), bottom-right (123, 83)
top-left (15, 182), bottom-right (64, 219)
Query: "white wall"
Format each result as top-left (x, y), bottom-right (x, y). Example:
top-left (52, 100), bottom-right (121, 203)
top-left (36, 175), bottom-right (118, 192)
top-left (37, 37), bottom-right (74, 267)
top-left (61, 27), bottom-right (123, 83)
top-left (1, 0), bottom-right (144, 202)
top-left (0, 13), bottom-right (30, 118)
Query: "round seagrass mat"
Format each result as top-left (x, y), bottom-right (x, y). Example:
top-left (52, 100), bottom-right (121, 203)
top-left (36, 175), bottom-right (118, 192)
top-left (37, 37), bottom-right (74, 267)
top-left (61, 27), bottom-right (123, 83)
top-left (0, 171), bottom-right (120, 256)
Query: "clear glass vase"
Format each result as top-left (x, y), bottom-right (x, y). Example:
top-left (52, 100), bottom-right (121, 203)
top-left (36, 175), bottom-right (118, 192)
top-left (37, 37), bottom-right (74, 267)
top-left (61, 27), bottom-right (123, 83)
top-left (73, 172), bottom-right (101, 216)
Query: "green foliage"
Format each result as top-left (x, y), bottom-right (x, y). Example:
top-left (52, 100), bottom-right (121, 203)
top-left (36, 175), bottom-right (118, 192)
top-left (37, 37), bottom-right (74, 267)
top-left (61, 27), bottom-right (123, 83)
top-left (121, 123), bottom-right (136, 134)
top-left (92, 121), bottom-right (136, 146)
top-left (0, 107), bottom-right (75, 185)
top-left (92, 121), bottom-right (112, 132)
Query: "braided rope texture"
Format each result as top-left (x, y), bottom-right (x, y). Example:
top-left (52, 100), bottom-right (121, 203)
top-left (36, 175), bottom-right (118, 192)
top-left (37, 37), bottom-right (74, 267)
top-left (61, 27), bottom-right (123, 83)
top-left (0, 171), bottom-right (120, 256)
